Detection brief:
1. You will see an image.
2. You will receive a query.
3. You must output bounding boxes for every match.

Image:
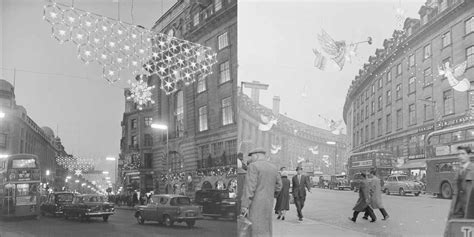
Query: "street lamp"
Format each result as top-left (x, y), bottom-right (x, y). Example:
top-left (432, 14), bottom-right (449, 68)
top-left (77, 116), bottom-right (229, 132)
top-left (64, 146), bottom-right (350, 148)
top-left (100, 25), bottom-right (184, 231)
top-left (151, 123), bottom-right (169, 172)
top-left (326, 141), bottom-right (337, 174)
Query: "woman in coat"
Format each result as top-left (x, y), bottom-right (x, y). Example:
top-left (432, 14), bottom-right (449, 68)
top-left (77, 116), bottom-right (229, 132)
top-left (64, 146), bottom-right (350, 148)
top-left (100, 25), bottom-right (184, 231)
top-left (349, 172), bottom-right (377, 223)
top-left (275, 171), bottom-right (290, 220)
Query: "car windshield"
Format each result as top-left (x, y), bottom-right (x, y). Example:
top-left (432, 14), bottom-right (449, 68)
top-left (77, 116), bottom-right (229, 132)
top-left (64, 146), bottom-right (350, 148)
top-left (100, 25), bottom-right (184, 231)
top-left (397, 176), bottom-right (408, 181)
top-left (86, 196), bottom-right (104, 202)
top-left (170, 197), bottom-right (191, 206)
top-left (219, 192), bottom-right (230, 199)
top-left (57, 194), bottom-right (73, 202)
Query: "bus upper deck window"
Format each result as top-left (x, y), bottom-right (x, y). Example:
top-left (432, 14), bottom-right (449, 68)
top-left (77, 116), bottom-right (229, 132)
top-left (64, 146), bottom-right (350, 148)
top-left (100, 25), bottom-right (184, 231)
top-left (440, 133), bottom-right (452, 144)
top-left (452, 131), bottom-right (465, 142)
top-left (429, 135), bottom-right (439, 145)
top-left (467, 129), bottom-right (474, 139)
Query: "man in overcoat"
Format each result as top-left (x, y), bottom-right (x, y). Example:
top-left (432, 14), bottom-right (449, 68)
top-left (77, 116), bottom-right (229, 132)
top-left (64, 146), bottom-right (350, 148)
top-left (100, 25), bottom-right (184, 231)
top-left (292, 166), bottom-right (311, 221)
top-left (349, 172), bottom-right (376, 222)
top-left (363, 170), bottom-right (389, 220)
top-left (241, 148), bottom-right (282, 237)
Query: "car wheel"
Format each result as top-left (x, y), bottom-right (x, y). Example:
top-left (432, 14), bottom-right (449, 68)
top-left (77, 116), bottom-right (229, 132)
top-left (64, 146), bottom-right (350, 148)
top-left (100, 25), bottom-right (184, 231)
top-left (415, 192), bottom-right (420, 197)
top-left (136, 213), bottom-right (145, 225)
top-left (385, 189), bottom-right (390, 195)
top-left (186, 220), bottom-right (195, 228)
top-left (163, 215), bottom-right (174, 227)
top-left (103, 215), bottom-right (109, 222)
top-left (399, 188), bottom-right (405, 196)
top-left (441, 182), bottom-right (453, 199)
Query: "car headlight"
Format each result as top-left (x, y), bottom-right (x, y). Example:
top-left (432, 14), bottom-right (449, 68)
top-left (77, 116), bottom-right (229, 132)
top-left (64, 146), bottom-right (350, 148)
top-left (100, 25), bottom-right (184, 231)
top-left (86, 209), bottom-right (91, 212)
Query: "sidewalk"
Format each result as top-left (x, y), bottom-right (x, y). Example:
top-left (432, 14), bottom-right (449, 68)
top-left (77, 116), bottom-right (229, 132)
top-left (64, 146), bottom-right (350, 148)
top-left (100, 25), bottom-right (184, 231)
top-left (272, 209), bottom-right (373, 237)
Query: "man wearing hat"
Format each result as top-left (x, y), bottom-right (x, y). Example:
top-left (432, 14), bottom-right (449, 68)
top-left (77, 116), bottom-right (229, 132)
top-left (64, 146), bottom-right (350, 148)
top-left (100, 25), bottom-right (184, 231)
top-left (241, 148), bottom-right (282, 237)
top-left (292, 166), bottom-right (311, 221)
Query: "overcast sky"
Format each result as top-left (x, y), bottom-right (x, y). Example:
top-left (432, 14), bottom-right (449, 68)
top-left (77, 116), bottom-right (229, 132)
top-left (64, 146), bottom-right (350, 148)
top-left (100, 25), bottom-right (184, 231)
top-left (238, 0), bottom-right (425, 131)
top-left (1, 0), bottom-right (175, 175)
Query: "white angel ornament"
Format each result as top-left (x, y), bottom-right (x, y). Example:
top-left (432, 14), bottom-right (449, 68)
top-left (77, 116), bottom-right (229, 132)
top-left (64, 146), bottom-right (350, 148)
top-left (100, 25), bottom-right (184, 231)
top-left (309, 146), bottom-right (319, 155)
top-left (258, 114), bottom-right (278, 131)
top-left (271, 144), bottom-right (282, 154)
top-left (438, 61), bottom-right (470, 92)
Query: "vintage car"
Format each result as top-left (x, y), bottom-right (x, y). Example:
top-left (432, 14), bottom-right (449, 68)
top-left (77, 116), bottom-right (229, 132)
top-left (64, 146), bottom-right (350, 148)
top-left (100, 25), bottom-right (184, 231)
top-left (134, 194), bottom-right (203, 228)
top-left (40, 191), bottom-right (74, 216)
top-left (194, 189), bottom-right (237, 219)
top-left (383, 175), bottom-right (422, 196)
top-left (62, 194), bottom-right (115, 222)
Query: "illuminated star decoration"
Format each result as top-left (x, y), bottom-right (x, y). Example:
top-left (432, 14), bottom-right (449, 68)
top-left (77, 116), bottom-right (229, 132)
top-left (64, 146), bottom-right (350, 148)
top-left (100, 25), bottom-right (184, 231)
top-left (271, 144), bottom-right (282, 154)
top-left (313, 29), bottom-right (372, 71)
top-left (127, 76), bottom-right (156, 110)
top-left (259, 114), bottom-right (278, 131)
top-left (438, 61), bottom-right (470, 92)
top-left (309, 145), bottom-right (319, 155)
top-left (43, 1), bottom-right (217, 91)
top-left (75, 170), bottom-right (82, 176)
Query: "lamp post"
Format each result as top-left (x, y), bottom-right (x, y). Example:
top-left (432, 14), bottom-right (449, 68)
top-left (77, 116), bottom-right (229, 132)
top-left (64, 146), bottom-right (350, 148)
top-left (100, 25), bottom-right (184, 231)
top-left (326, 141), bottom-right (337, 174)
top-left (151, 123), bottom-right (169, 172)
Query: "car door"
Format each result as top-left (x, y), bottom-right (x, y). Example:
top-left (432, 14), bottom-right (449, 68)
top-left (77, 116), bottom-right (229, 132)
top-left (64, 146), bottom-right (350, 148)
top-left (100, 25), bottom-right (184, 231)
top-left (386, 177), bottom-right (393, 192)
top-left (156, 197), bottom-right (167, 221)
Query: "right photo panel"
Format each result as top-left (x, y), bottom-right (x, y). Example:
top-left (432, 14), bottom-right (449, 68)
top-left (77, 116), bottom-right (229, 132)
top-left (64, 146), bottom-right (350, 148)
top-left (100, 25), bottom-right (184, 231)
top-left (237, 0), bottom-right (474, 236)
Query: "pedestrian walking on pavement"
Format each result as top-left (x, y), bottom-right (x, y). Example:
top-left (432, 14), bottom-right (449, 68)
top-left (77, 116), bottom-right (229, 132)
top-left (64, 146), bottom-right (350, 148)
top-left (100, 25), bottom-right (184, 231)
top-left (349, 172), bottom-right (377, 223)
top-left (444, 146), bottom-right (474, 236)
top-left (241, 148), bottom-right (282, 237)
top-left (275, 171), bottom-right (290, 221)
top-left (363, 170), bottom-right (389, 220)
top-left (275, 167), bottom-right (287, 215)
top-left (292, 166), bottom-right (311, 221)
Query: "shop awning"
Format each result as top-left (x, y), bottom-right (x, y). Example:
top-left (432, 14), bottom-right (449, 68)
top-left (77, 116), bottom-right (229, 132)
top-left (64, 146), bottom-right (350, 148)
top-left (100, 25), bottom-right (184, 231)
top-left (397, 159), bottom-right (426, 170)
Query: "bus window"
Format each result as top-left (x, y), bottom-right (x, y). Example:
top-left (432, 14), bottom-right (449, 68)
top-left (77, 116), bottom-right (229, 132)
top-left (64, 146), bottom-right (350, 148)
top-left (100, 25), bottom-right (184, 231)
top-left (452, 131), bottom-right (465, 142)
top-left (428, 135), bottom-right (439, 145)
top-left (467, 129), bottom-right (474, 140)
top-left (440, 133), bottom-right (452, 144)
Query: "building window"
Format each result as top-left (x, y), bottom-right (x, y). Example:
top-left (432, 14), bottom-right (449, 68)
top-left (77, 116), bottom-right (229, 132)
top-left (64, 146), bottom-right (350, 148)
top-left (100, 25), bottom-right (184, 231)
top-left (442, 31), bottom-right (451, 48)
top-left (378, 96), bottom-right (382, 110)
top-left (396, 109), bottom-right (403, 129)
top-left (131, 135), bottom-right (138, 147)
top-left (396, 84), bottom-right (402, 100)
top-left (131, 119), bottom-right (137, 129)
top-left (409, 104), bottom-right (416, 125)
top-left (424, 97), bottom-right (434, 120)
top-left (466, 17), bottom-right (474, 35)
top-left (144, 134), bottom-right (153, 147)
top-left (144, 153), bottom-right (153, 169)
top-left (175, 91), bottom-right (184, 137)
top-left (424, 68), bottom-right (432, 86)
top-left (386, 90), bottom-right (392, 105)
top-left (371, 101), bottom-right (375, 114)
top-left (144, 117), bottom-right (153, 127)
top-left (387, 71), bottom-right (392, 83)
top-left (219, 61), bottom-right (231, 84)
top-left (423, 44), bottom-right (431, 60)
top-left (360, 109), bottom-right (364, 122)
top-left (222, 97), bottom-right (233, 125)
top-left (365, 105), bottom-right (369, 118)
top-left (396, 63), bottom-right (402, 76)
top-left (365, 125), bottom-right (369, 142)
top-left (215, 0), bottom-right (222, 12)
top-left (0, 134), bottom-right (6, 148)
top-left (371, 122), bottom-right (375, 139)
top-left (361, 128), bottom-right (364, 144)
top-left (197, 76), bottom-right (207, 93)
top-left (372, 84), bottom-right (375, 95)
top-left (193, 13), bottom-right (199, 26)
top-left (467, 46), bottom-right (474, 68)
top-left (443, 90), bottom-right (454, 115)
top-left (422, 14), bottom-right (428, 25)
top-left (408, 54), bottom-right (415, 68)
top-left (218, 32), bottom-right (228, 50)
top-left (378, 78), bottom-right (383, 89)
top-left (199, 106), bottom-right (208, 132)
top-left (365, 90), bottom-right (369, 100)
top-left (378, 118), bottom-right (382, 136)
top-left (386, 113), bottom-right (392, 132)
top-left (408, 77), bottom-right (416, 94)
top-left (440, 0), bottom-right (448, 11)
top-left (442, 57), bottom-right (451, 79)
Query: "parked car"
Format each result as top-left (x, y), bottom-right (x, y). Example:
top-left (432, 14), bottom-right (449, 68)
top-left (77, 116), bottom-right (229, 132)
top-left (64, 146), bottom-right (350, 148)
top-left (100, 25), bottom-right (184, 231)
top-left (40, 191), bottom-right (74, 217)
top-left (62, 194), bottom-right (115, 222)
top-left (383, 175), bottom-right (422, 196)
top-left (134, 194), bottom-right (203, 228)
top-left (194, 189), bottom-right (237, 220)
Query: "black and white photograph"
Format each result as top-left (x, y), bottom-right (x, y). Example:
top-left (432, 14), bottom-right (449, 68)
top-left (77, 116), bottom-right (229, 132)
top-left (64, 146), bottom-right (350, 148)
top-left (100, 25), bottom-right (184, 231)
top-left (0, 0), bottom-right (237, 236)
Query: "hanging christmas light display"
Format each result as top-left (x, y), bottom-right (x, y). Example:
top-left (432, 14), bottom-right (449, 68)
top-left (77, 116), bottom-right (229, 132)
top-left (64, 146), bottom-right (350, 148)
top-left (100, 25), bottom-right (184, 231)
top-left (127, 75), bottom-right (156, 110)
top-left (43, 1), bottom-right (217, 94)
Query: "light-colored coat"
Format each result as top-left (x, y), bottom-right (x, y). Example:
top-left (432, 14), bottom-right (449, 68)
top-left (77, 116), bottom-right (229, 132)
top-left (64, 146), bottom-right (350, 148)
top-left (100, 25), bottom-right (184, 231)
top-left (241, 160), bottom-right (282, 237)
top-left (353, 179), bottom-right (370, 212)
top-left (368, 176), bottom-right (384, 209)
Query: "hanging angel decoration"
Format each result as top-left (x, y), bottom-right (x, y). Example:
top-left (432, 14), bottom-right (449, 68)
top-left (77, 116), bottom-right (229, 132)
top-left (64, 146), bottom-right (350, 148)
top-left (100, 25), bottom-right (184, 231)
top-left (438, 61), bottom-right (470, 92)
top-left (318, 114), bottom-right (344, 135)
top-left (259, 114), bottom-right (278, 131)
top-left (313, 29), bottom-right (372, 71)
top-left (271, 144), bottom-right (282, 154)
top-left (309, 145), bottom-right (319, 155)
top-left (297, 157), bottom-right (305, 164)
top-left (321, 155), bottom-right (331, 168)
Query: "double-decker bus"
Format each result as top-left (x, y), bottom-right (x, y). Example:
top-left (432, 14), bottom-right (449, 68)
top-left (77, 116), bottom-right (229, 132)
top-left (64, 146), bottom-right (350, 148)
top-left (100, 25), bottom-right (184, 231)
top-left (347, 150), bottom-right (396, 190)
top-left (425, 123), bottom-right (474, 199)
top-left (0, 154), bottom-right (42, 218)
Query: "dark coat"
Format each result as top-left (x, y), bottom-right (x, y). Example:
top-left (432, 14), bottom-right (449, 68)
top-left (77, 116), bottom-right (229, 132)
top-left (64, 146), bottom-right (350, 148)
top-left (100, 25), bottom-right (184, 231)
top-left (292, 174), bottom-right (311, 199)
top-left (448, 163), bottom-right (474, 219)
top-left (353, 179), bottom-right (370, 212)
top-left (275, 177), bottom-right (290, 211)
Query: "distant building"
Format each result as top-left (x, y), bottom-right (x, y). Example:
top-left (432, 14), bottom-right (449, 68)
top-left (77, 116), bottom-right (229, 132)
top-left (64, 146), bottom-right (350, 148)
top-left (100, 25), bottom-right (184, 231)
top-left (238, 90), bottom-right (348, 175)
top-left (119, 0), bottom-right (238, 197)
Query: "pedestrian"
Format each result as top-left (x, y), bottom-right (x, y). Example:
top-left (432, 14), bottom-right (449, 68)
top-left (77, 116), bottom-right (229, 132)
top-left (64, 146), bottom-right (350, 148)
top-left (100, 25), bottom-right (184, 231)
top-left (292, 166), bottom-right (311, 221)
top-left (348, 172), bottom-right (377, 223)
top-left (275, 170), bottom-right (290, 221)
top-left (237, 152), bottom-right (247, 215)
top-left (363, 170), bottom-right (389, 220)
top-left (275, 167), bottom-right (287, 215)
top-left (241, 147), bottom-right (282, 237)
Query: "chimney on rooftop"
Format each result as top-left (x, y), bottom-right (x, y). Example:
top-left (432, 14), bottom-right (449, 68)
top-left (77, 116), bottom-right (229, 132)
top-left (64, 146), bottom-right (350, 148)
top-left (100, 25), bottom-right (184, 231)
top-left (273, 96), bottom-right (280, 115)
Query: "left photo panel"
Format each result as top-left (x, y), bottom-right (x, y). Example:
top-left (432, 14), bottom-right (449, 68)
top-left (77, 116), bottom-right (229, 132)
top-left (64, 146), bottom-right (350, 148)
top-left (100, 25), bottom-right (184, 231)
top-left (0, 0), bottom-right (238, 236)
